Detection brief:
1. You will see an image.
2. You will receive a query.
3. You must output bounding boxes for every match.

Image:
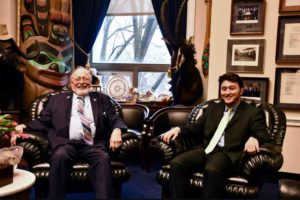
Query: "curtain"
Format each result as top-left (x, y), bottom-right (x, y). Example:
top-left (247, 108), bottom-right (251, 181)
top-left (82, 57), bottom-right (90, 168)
top-left (151, 0), bottom-right (187, 55)
top-left (73, 0), bottom-right (111, 67)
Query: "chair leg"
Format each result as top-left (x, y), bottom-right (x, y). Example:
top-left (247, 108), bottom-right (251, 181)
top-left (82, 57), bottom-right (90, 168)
top-left (161, 184), bottom-right (169, 199)
top-left (146, 140), bottom-right (152, 173)
top-left (113, 182), bottom-right (122, 198)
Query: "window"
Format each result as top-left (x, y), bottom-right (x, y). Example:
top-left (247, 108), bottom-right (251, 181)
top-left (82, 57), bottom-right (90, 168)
top-left (91, 0), bottom-right (171, 101)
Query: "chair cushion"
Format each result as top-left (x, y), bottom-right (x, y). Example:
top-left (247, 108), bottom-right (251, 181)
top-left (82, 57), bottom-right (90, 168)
top-left (33, 161), bottom-right (130, 182)
top-left (157, 164), bottom-right (259, 198)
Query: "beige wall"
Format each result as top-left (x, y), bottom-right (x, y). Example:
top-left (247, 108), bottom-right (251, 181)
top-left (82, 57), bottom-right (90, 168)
top-left (1, 0), bottom-right (299, 174)
top-left (0, 0), bottom-right (16, 38)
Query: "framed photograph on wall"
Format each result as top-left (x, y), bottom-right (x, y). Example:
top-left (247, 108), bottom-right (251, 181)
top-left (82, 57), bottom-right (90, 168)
top-left (226, 39), bottom-right (265, 73)
top-left (241, 77), bottom-right (269, 102)
top-left (279, 0), bottom-right (300, 12)
top-left (230, 0), bottom-right (266, 35)
top-left (276, 15), bottom-right (300, 63)
top-left (274, 68), bottom-right (300, 109)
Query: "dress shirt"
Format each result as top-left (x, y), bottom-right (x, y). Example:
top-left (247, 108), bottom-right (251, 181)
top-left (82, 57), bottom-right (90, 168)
top-left (69, 94), bottom-right (96, 140)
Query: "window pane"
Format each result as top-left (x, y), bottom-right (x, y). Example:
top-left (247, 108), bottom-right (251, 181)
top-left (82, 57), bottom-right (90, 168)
top-left (92, 15), bottom-right (170, 64)
top-left (138, 72), bottom-right (171, 100)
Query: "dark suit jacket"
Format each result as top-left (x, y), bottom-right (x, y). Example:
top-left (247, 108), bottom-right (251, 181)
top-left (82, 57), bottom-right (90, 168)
top-left (26, 91), bottom-right (128, 152)
top-left (180, 100), bottom-right (269, 164)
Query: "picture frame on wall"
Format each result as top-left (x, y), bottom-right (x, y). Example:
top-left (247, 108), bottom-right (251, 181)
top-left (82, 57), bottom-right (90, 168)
top-left (274, 68), bottom-right (300, 109)
top-left (226, 39), bottom-right (265, 73)
top-left (230, 0), bottom-right (266, 35)
top-left (276, 15), bottom-right (300, 63)
top-left (241, 77), bottom-right (269, 102)
top-left (279, 0), bottom-right (300, 13)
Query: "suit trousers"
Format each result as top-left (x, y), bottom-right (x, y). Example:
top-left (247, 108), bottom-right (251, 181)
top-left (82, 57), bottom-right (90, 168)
top-left (169, 146), bottom-right (234, 199)
top-left (48, 140), bottom-right (113, 199)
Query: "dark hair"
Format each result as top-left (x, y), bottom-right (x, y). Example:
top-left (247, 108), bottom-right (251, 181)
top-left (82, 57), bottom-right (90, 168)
top-left (218, 72), bottom-right (244, 88)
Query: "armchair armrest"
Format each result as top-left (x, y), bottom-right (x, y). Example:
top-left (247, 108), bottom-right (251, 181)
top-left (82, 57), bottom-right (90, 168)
top-left (17, 131), bottom-right (49, 168)
top-left (151, 136), bottom-right (174, 163)
top-left (151, 134), bottom-right (202, 163)
top-left (113, 132), bottom-right (140, 161)
top-left (239, 143), bottom-right (283, 179)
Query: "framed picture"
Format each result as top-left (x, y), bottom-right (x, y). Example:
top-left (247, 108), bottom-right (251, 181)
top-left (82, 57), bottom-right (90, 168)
top-left (241, 77), bottom-right (269, 102)
top-left (279, 0), bottom-right (300, 12)
top-left (226, 39), bottom-right (265, 73)
top-left (276, 15), bottom-right (300, 63)
top-left (230, 0), bottom-right (266, 35)
top-left (274, 68), bottom-right (300, 109)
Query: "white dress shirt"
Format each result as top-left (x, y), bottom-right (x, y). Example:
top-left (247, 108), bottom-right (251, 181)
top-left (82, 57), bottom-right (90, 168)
top-left (69, 94), bottom-right (96, 140)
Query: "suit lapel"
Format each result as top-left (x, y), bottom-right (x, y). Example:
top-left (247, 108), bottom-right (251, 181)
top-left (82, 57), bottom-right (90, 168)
top-left (227, 101), bottom-right (245, 127)
top-left (65, 93), bottom-right (73, 119)
top-left (90, 93), bottom-right (99, 124)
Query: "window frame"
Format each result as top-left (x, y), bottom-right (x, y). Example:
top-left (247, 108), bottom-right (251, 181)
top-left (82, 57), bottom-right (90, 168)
top-left (90, 62), bottom-right (169, 87)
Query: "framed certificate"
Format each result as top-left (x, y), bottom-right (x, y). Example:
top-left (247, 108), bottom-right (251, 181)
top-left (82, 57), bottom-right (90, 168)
top-left (274, 67), bottom-right (300, 109)
top-left (276, 15), bottom-right (300, 63)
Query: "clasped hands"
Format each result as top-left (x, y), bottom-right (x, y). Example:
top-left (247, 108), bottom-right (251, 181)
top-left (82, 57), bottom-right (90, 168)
top-left (160, 127), bottom-right (260, 155)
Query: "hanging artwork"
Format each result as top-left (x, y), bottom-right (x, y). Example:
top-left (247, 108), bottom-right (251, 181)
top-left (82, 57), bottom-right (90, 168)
top-left (17, 0), bottom-right (74, 113)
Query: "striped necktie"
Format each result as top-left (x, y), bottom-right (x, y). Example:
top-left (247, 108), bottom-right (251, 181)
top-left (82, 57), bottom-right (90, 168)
top-left (77, 96), bottom-right (93, 145)
top-left (205, 108), bottom-right (233, 154)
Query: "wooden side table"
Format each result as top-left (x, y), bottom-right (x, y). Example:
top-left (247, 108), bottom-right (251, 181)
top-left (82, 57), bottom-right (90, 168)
top-left (0, 169), bottom-right (36, 199)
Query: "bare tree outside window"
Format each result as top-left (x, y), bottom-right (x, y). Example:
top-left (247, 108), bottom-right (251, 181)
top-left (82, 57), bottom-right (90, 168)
top-left (92, 15), bottom-right (171, 100)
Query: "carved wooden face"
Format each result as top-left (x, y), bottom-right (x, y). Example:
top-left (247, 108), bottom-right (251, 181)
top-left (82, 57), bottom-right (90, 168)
top-left (20, 35), bottom-right (72, 88)
top-left (19, 0), bottom-right (73, 88)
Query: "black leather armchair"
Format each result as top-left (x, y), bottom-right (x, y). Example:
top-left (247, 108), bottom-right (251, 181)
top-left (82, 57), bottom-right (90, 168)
top-left (279, 179), bottom-right (300, 199)
top-left (144, 106), bottom-right (194, 171)
top-left (120, 103), bottom-right (149, 168)
top-left (152, 99), bottom-right (286, 198)
top-left (17, 90), bottom-right (140, 198)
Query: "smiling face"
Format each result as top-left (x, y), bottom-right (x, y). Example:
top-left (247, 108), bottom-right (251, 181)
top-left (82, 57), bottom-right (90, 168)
top-left (70, 68), bottom-right (92, 96)
top-left (220, 80), bottom-right (244, 107)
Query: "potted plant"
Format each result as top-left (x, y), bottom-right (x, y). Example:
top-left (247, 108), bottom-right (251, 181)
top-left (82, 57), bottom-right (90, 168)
top-left (0, 114), bottom-right (27, 187)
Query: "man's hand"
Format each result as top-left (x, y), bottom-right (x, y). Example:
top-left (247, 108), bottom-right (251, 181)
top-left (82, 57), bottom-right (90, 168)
top-left (10, 124), bottom-right (26, 146)
top-left (109, 128), bottom-right (122, 152)
top-left (161, 127), bottom-right (180, 144)
top-left (244, 136), bottom-right (259, 155)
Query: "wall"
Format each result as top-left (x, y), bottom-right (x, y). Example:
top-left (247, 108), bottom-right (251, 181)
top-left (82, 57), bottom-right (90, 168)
top-left (0, 0), bottom-right (16, 38)
top-left (207, 0), bottom-right (300, 174)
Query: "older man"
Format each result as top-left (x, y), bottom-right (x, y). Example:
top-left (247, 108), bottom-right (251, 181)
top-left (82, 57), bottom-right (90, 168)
top-left (13, 67), bottom-right (127, 199)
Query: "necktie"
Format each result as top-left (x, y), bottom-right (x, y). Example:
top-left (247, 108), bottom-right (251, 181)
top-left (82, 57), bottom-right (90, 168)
top-left (205, 108), bottom-right (233, 154)
top-left (77, 96), bottom-right (93, 145)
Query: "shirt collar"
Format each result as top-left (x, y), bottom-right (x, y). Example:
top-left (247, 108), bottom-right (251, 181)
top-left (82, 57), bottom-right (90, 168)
top-left (225, 102), bottom-right (240, 112)
top-left (73, 93), bottom-right (89, 99)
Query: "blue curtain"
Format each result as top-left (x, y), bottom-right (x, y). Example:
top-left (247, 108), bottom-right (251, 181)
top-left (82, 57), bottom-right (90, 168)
top-left (151, 0), bottom-right (187, 55)
top-left (73, 0), bottom-right (110, 66)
